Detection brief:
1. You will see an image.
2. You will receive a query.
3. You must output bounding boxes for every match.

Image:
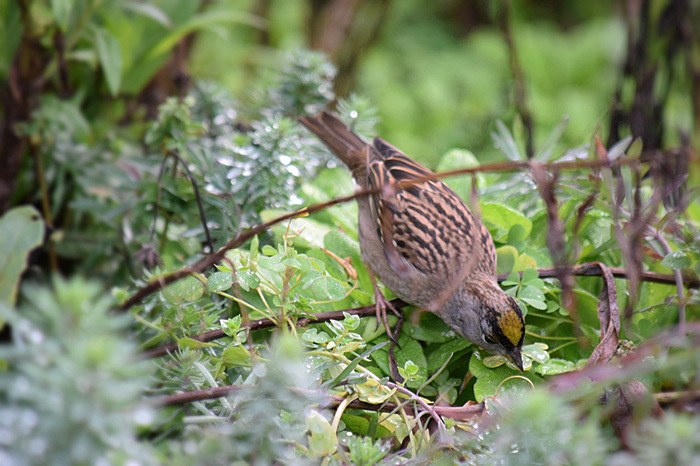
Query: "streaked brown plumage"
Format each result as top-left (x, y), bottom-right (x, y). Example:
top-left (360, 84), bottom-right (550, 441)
top-left (300, 111), bottom-right (525, 369)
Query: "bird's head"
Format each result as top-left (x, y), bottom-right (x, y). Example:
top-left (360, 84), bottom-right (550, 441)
top-left (441, 277), bottom-right (525, 370)
top-left (478, 294), bottom-right (525, 370)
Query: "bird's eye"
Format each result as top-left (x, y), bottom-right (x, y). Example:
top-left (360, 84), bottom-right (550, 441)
top-left (483, 334), bottom-right (496, 345)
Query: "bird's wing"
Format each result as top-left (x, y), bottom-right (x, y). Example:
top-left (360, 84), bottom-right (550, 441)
top-left (367, 137), bottom-right (496, 278)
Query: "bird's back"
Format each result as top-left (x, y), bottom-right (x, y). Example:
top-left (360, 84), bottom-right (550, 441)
top-left (301, 111), bottom-right (497, 310)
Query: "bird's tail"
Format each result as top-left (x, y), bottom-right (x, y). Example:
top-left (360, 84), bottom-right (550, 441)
top-left (299, 111), bottom-right (368, 181)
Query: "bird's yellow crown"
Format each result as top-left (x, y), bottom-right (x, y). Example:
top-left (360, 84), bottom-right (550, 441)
top-left (497, 309), bottom-right (524, 346)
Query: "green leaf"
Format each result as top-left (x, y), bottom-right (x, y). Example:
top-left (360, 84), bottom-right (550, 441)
top-left (403, 360), bottom-right (419, 375)
top-left (520, 285), bottom-right (544, 301)
top-left (302, 328), bottom-right (330, 344)
top-left (258, 255), bottom-right (285, 273)
top-left (300, 168), bottom-right (357, 235)
top-left (394, 337), bottom-right (428, 389)
top-left (573, 288), bottom-right (603, 327)
top-left (535, 358), bottom-right (576, 375)
top-left (521, 268), bottom-right (540, 284)
top-left (295, 255), bottom-right (312, 272)
top-left (495, 245), bottom-right (518, 275)
top-left (220, 345), bottom-right (251, 366)
top-left (306, 275), bottom-right (346, 301)
top-left (206, 271), bottom-right (232, 292)
top-left (145, 9), bottom-right (265, 62)
top-left (403, 309), bottom-right (455, 343)
top-left (122, 1), bottom-right (171, 26)
top-left (435, 148), bottom-right (484, 202)
top-left (261, 245), bottom-right (277, 256)
top-left (440, 386), bottom-right (458, 404)
top-left (220, 316), bottom-right (242, 337)
top-left (514, 252), bottom-right (538, 271)
top-left (324, 341), bottom-right (388, 389)
top-left (176, 337), bottom-right (217, 350)
top-left (535, 116), bottom-right (568, 161)
top-left (0, 206), bottom-right (44, 306)
top-left (469, 353), bottom-right (532, 402)
top-left (93, 26), bottom-right (123, 96)
top-left (50, 0), bottom-right (73, 30)
top-left (483, 355), bottom-right (506, 368)
top-left (341, 413), bottom-right (392, 438)
top-left (661, 251), bottom-right (691, 270)
top-left (323, 230), bottom-right (361, 259)
top-left (236, 270), bottom-right (260, 291)
top-left (501, 271), bottom-right (521, 286)
top-left (306, 410), bottom-right (337, 457)
top-left (507, 224), bottom-right (528, 249)
top-left (522, 343), bottom-right (550, 364)
top-left (342, 312), bottom-right (361, 330)
top-left (281, 258), bottom-right (301, 270)
top-left (161, 275), bottom-right (205, 304)
top-left (261, 210), bottom-right (334, 249)
top-left (355, 378), bottom-right (396, 404)
top-left (481, 202), bottom-right (532, 237)
top-left (427, 338), bottom-right (471, 372)
top-left (249, 235), bottom-right (259, 262)
top-left (341, 413), bottom-right (370, 435)
top-left (492, 120), bottom-right (523, 161)
top-left (519, 285), bottom-right (547, 310)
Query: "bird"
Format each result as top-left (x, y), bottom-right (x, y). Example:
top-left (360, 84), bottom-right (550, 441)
top-left (300, 111), bottom-right (525, 371)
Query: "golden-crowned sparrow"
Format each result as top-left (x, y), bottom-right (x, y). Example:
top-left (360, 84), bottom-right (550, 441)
top-left (301, 111), bottom-right (525, 370)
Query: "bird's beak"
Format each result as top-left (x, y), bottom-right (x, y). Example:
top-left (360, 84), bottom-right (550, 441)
top-left (507, 349), bottom-right (524, 372)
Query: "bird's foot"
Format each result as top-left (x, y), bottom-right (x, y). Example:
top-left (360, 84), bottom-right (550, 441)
top-left (373, 291), bottom-right (405, 382)
top-left (374, 290), bottom-right (402, 344)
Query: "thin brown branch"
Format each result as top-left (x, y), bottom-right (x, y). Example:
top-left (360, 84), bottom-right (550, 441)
top-left (168, 149), bottom-right (214, 253)
top-left (531, 164), bottom-right (582, 343)
top-left (497, 263), bottom-right (699, 288)
top-left (645, 224), bottom-right (687, 332)
top-left (31, 145), bottom-right (58, 272)
top-left (119, 154), bottom-right (661, 312)
top-left (153, 382), bottom-right (485, 421)
top-left (655, 390), bottom-right (700, 407)
top-left (585, 262), bottom-right (620, 367)
top-left (550, 322), bottom-right (700, 394)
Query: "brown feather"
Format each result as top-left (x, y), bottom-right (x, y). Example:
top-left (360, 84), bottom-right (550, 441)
top-left (369, 136), bottom-right (496, 279)
top-left (301, 111), bottom-right (496, 299)
top-left (299, 112), bottom-right (369, 183)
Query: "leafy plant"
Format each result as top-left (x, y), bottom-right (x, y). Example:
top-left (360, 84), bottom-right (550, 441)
top-left (0, 278), bottom-right (153, 464)
top-left (2, 0), bottom-right (698, 462)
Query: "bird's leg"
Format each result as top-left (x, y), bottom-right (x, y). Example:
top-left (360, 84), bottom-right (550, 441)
top-left (368, 271), bottom-right (402, 343)
top-left (368, 271), bottom-right (404, 382)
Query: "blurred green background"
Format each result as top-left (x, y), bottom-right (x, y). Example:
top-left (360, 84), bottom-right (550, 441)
top-left (190, 0), bottom-right (692, 166)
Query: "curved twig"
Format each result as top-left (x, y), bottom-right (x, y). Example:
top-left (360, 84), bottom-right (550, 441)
top-left (168, 149), bottom-right (214, 253)
top-left (153, 382), bottom-right (485, 421)
top-left (497, 263), bottom-right (699, 288)
top-left (386, 381), bottom-right (448, 441)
